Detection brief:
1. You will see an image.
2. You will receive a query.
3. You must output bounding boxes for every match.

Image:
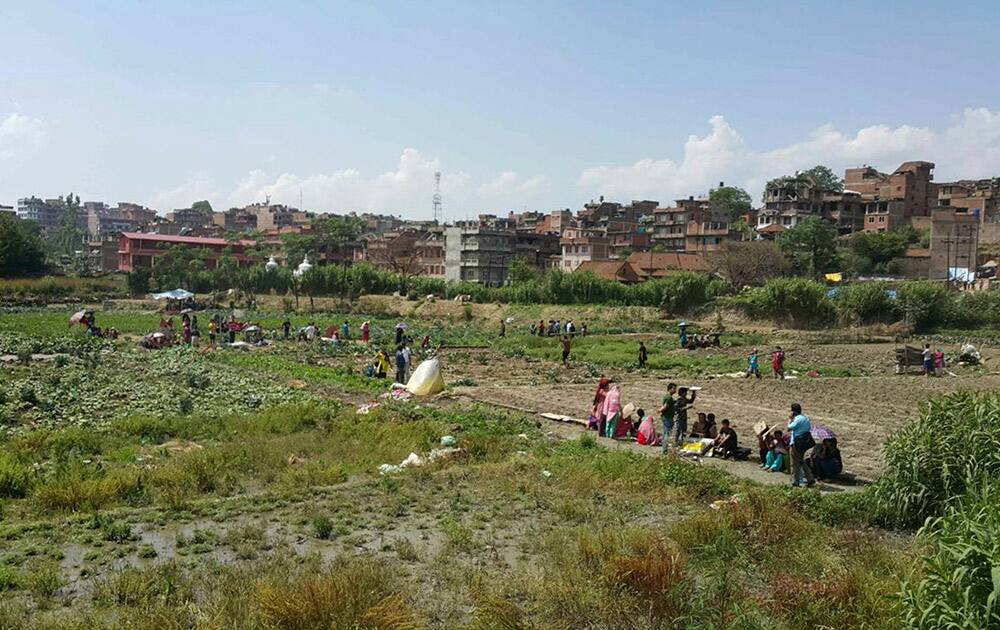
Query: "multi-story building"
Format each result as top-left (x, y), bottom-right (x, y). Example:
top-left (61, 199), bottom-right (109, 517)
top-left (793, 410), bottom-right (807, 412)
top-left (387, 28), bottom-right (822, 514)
top-left (444, 224), bottom-right (514, 285)
top-left (17, 197), bottom-right (69, 231)
top-left (118, 232), bottom-right (256, 272)
top-left (929, 208), bottom-right (979, 282)
top-left (213, 207), bottom-right (258, 232)
top-left (535, 209), bottom-right (575, 235)
top-left (86, 202), bottom-right (156, 239)
top-left (415, 229), bottom-right (446, 278)
top-left (652, 192), bottom-right (738, 251)
top-left (757, 174), bottom-right (865, 236)
top-left (166, 207), bottom-right (213, 231)
top-left (559, 227), bottom-right (610, 272)
top-left (514, 230), bottom-right (561, 272)
top-left (0, 204), bottom-right (14, 216)
top-left (937, 178), bottom-right (1000, 224)
top-left (846, 161), bottom-right (938, 233)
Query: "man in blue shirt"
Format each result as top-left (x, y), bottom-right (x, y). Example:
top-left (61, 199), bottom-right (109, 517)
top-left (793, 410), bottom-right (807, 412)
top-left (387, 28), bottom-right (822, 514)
top-left (787, 403), bottom-right (815, 487)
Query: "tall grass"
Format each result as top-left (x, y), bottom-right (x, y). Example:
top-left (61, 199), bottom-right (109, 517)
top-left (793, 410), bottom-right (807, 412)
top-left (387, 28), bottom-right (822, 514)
top-left (872, 392), bottom-right (1000, 529)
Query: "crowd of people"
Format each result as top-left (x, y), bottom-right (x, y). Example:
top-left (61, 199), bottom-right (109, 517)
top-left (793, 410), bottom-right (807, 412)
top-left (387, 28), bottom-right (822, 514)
top-left (587, 376), bottom-right (844, 488)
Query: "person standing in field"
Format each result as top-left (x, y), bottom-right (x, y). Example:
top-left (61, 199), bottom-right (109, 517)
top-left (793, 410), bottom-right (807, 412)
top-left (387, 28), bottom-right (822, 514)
top-left (659, 383), bottom-right (677, 453)
top-left (788, 402), bottom-right (816, 488)
top-left (922, 343), bottom-right (934, 377)
top-left (561, 335), bottom-right (572, 368)
top-left (395, 345), bottom-right (406, 384)
top-left (208, 319), bottom-right (217, 346)
top-left (772, 346), bottom-right (786, 379)
top-left (746, 348), bottom-right (761, 379)
top-left (341, 320), bottom-right (350, 340)
top-left (674, 386), bottom-right (696, 445)
top-left (602, 384), bottom-right (622, 438)
top-left (638, 341), bottom-right (648, 369)
top-left (361, 320), bottom-right (370, 343)
top-left (500, 319), bottom-right (506, 337)
top-left (538, 320), bottom-right (545, 337)
top-left (282, 318), bottom-right (291, 340)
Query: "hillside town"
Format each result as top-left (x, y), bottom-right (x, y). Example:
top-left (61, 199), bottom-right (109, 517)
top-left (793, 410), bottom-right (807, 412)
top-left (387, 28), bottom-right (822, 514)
top-left (6, 160), bottom-right (999, 285)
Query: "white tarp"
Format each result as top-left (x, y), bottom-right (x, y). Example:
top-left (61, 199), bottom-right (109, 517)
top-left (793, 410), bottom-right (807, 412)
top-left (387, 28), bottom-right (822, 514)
top-left (151, 289), bottom-right (194, 300)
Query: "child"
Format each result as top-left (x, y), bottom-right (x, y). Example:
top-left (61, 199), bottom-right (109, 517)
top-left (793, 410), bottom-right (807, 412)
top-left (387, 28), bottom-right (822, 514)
top-left (762, 429), bottom-right (789, 472)
top-left (746, 348), bottom-right (761, 379)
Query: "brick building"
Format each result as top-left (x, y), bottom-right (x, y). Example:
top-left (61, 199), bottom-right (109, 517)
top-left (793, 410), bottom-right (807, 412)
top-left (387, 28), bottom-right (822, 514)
top-left (444, 224), bottom-right (514, 285)
top-left (559, 227), bottom-right (610, 271)
top-left (118, 232), bottom-right (256, 272)
top-left (846, 161), bottom-right (938, 233)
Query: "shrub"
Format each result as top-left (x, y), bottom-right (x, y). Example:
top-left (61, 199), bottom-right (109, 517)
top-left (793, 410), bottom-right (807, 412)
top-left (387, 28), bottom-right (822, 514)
top-left (837, 282), bottom-right (898, 325)
top-left (724, 278), bottom-right (836, 328)
top-left (311, 514), bottom-right (334, 540)
top-left (900, 487), bottom-right (1000, 628)
top-left (872, 392), bottom-right (1000, 528)
top-left (0, 453), bottom-right (31, 498)
top-left (895, 281), bottom-right (950, 331)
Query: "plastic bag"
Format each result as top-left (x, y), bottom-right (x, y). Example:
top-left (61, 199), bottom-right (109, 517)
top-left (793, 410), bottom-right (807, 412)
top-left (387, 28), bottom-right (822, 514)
top-left (405, 357), bottom-right (445, 396)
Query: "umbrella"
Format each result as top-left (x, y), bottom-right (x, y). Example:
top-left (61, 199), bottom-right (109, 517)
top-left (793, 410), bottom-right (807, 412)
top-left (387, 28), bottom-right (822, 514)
top-left (244, 326), bottom-right (260, 332)
top-left (151, 289), bottom-right (194, 300)
top-left (396, 322), bottom-right (408, 330)
top-left (180, 308), bottom-right (193, 314)
top-left (69, 310), bottom-right (88, 327)
top-left (810, 424), bottom-right (836, 441)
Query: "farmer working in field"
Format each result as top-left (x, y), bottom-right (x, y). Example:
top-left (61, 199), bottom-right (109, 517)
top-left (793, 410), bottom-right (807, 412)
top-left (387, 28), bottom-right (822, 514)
top-left (561, 335), bottom-right (572, 368)
top-left (638, 341), bottom-right (648, 369)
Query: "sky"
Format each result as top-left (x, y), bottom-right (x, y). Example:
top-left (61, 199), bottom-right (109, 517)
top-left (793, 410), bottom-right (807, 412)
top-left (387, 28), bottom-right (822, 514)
top-left (2, 0), bottom-right (999, 220)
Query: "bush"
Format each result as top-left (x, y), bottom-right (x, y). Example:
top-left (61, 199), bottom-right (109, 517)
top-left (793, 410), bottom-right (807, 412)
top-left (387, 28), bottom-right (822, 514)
top-left (895, 281), bottom-right (950, 331)
top-left (900, 487), bottom-right (1000, 628)
top-left (0, 453), bottom-right (31, 498)
top-left (837, 282), bottom-right (898, 325)
top-left (725, 278), bottom-right (836, 327)
top-left (872, 392), bottom-right (1000, 528)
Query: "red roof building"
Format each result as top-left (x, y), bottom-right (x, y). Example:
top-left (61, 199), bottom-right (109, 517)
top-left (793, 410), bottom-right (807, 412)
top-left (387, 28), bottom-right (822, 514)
top-left (575, 260), bottom-right (643, 283)
top-left (118, 232), bottom-right (256, 272)
top-left (626, 251), bottom-right (708, 280)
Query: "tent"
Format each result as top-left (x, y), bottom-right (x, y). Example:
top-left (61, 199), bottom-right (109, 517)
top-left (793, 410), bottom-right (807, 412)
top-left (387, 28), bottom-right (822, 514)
top-left (151, 289), bottom-right (194, 300)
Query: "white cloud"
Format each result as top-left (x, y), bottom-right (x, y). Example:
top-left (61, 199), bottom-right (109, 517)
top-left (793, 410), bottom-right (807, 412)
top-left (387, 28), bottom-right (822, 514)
top-left (226, 148), bottom-right (470, 218)
top-left (148, 173), bottom-right (217, 213)
top-left (0, 112), bottom-right (45, 159)
top-left (479, 171), bottom-right (546, 197)
top-left (578, 108), bottom-right (1000, 203)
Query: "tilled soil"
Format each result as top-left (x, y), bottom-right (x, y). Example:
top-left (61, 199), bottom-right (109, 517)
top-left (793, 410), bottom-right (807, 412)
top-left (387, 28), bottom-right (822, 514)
top-left (445, 345), bottom-right (1000, 480)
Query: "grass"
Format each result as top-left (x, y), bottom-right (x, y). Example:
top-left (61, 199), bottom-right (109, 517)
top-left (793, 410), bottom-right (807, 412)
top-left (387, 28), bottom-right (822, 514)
top-left (0, 307), bottom-right (933, 627)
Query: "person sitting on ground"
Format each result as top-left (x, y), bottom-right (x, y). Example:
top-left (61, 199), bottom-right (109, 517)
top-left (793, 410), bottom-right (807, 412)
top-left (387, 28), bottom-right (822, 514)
top-left (806, 437), bottom-right (843, 481)
top-left (636, 408), bottom-right (660, 446)
top-left (755, 423), bottom-right (771, 464)
top-left (691, 412), bottom-right (718, 439)
top-left (762, 429), bottom-right (789, 472)
top-left (712, 419), bottom-right (738, 459)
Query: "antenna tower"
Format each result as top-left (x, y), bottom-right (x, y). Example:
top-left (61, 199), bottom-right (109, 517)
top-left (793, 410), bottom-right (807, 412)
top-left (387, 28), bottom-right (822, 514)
top-left (432, 171), bottom-right (442, 223)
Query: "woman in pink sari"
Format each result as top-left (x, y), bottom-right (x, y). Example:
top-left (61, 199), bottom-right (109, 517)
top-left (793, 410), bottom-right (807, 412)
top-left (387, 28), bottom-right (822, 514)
top-left (361, 321), bottom-right (370, 343)
top-left (636, 409), bottom-right (658, 446)
top-left (602, 384), bottom-right (622, 438)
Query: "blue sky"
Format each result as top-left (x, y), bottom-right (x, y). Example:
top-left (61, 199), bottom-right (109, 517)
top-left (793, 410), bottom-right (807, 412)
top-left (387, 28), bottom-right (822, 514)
top-left (2, 1), bottom-right (999, 219)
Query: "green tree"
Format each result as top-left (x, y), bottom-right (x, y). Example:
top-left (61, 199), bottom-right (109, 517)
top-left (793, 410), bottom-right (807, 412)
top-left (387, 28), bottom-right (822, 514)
top-left (190, 200), bottom-right (213, 214)
top-left (0, 214), bottom-right (47, 277)
top-left (709, 186), bottom-right (753, 222)
top-left (847, 230), bottom-right (909, 274)
top-left (508, 257), bottom-right (539, 284)
top-left (778, 217), bottom-right (839, 277)
top-left (800, 165), bottom-right (843, 192)
top-left (765, 165), bottom-right (844, 201)
top-left (126, 267), bottom-right (152, 296)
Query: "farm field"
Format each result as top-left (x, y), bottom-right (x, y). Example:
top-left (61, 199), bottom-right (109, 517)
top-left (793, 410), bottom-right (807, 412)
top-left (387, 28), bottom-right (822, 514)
top-left (0, 301), bottom-right (992, 627)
